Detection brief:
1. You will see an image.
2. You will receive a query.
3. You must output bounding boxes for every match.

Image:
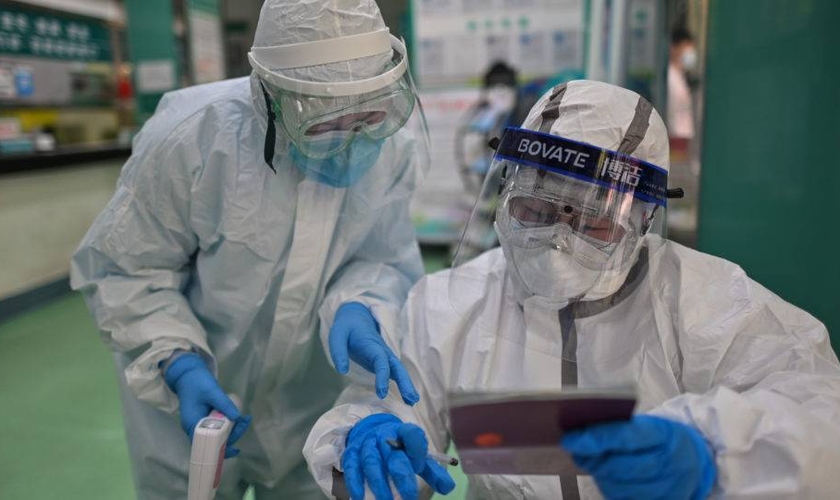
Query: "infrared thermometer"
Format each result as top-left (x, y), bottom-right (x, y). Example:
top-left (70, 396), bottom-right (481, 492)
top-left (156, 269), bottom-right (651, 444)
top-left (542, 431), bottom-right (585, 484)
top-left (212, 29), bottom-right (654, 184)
top-left (187, 395), bottom-right (241, 500)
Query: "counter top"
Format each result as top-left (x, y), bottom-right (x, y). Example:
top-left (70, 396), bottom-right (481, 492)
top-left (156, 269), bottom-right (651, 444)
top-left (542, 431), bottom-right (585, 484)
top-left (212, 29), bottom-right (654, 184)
top-left (0, 144), bottom-right (131, 175)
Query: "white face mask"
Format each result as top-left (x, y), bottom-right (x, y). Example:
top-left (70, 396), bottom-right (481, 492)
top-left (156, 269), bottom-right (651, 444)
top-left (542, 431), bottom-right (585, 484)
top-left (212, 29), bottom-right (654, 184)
top-left (486, 86), bottom-right (517, 112)
top-left (499, 221), bottom-right (642, 303)
top-left (508, 241), bottom-right (601, 301)
top-left (680, 48), bottom-right (698, 71)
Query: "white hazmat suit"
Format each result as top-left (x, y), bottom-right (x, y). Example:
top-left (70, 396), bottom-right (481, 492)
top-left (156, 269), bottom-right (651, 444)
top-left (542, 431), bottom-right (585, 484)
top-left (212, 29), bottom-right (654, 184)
top-left (304, 81), bottom-right (840, 499)
top-left (71, 1), bottom-right (426, 497)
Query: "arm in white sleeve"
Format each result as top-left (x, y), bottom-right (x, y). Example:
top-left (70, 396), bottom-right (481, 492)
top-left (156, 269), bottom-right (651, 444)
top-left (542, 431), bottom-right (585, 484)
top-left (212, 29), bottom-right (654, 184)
top-left (70, 116), bottom-right (213, 413)
top-left (650, 270), bottom-right (840, 498)
top-left (305, 275), bottom-right (451, 496)
top-left (318, 189), bottom-right (424, 378)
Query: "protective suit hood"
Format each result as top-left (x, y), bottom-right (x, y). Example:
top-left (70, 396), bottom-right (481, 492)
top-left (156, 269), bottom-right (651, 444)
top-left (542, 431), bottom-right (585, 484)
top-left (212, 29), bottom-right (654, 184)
top-left (248, 0), bottom-right (394, 169)
top-left (502, 80), bottom-right (670, 303)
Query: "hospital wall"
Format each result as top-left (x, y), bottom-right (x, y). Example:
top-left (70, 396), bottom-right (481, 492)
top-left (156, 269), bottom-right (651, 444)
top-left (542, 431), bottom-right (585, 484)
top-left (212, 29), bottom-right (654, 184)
top-left (698, 0), bottom-right (840, 350)
top-left (0, 161), bottom-right (121, 305)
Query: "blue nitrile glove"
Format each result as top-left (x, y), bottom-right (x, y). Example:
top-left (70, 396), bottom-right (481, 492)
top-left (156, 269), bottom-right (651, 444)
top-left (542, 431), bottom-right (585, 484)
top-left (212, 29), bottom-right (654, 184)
top-left (561, 415), bottom-right (717, 500)
top-left (342, 413), bottom-right (456, 500)
top-left (329, 302), bottom-right (420, 404)
top-left (163, 353), bottom-right (252, 458)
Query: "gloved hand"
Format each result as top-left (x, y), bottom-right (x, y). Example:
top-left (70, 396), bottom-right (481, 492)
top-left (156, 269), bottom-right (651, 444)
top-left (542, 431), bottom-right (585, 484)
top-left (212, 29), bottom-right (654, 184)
top-left (561, 415), bottom-right (716, 500)
top-left (329, 302), bottom-right (420, 404)
top-left (342, 413), bottom-right (456, 500)
top-left (163, 353), bottom-right (252, 458)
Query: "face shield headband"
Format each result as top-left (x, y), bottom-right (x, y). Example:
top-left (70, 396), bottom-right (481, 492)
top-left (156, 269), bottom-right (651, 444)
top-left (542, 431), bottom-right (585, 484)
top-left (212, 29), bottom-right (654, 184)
top-left (495, 127), bottom-right (669, 209)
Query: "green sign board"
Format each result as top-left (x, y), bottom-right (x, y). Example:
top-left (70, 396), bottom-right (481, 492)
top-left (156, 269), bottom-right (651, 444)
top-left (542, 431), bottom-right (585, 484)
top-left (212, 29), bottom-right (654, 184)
top-left (0, 4), bottom-right (112, 62)
top-left (125, 0), bottom-right (178, 122)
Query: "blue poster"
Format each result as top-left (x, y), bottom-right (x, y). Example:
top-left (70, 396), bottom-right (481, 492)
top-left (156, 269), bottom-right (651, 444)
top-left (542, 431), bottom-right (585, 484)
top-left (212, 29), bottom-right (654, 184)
top-left (14, 66), bottom-right (32, 96)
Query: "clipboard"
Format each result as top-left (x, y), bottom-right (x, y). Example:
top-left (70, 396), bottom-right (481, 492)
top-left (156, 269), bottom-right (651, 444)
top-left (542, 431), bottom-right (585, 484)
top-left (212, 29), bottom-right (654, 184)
top-left (448, 388), bottom-right (636, 475)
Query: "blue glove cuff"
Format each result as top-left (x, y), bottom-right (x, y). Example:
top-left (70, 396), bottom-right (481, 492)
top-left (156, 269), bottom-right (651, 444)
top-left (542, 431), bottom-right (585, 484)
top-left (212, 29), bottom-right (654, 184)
top-left (338, 301), bottom-right (371, 315)
top-left (346, 413), bottom-right (402, 446)
top-left (687, 426), bottom-right (717, 500)
top-left (163, 352), bottom-right (207, 391)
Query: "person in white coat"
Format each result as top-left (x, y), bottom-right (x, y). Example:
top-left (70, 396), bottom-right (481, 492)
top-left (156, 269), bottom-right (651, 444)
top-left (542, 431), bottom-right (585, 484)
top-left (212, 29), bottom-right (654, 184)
top-left (71, 0), bottom-right (428, 498)
top-left (304, 80), bottom-right (840, 499)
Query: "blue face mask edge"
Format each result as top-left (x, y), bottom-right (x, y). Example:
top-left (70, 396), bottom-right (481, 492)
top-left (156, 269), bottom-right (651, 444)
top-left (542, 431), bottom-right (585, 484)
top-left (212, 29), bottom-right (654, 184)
top-left (289, 135), bottom-right (385, 188)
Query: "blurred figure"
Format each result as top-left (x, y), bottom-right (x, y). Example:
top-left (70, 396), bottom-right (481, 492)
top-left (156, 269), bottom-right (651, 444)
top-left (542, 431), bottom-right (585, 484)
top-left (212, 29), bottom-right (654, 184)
top-left (666, 28), bottom-right (700, 245)
top-left (71, 0), bottom-right (429, 498)
top-left (455, 61), bottom-right (519, 195)
top-left (667, 28), bottom-right (697, 148)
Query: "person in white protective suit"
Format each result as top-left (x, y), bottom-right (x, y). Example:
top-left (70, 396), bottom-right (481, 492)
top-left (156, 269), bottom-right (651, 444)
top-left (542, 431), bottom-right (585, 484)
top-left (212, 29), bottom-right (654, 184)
top-left (304, 80), bottom-right (840, 499)
top-left (70, 1), bottom-right (431, 498)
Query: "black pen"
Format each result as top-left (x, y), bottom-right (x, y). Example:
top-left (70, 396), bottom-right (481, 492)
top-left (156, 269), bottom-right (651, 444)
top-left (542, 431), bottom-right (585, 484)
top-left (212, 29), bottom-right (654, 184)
top-left (386, 439), bottom-right (460, 466)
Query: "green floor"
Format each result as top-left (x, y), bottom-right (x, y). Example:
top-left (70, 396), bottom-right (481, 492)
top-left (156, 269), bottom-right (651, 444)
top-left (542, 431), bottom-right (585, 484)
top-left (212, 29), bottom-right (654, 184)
top-left (0, 293), bottom-right (133, 499)
top-left (0, 248), bottom-right (465, 499)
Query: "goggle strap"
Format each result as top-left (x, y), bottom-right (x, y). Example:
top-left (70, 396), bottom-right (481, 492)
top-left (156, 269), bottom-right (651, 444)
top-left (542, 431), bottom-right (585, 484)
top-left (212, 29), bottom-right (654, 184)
top-left (260, 82), bottom-right (277, 174)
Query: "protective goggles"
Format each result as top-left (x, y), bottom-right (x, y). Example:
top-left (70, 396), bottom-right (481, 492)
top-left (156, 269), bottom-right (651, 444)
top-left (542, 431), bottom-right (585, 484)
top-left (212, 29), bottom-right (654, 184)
top-left (506, 192), bottom-right (629, 247)
top-left (263, 77), bottom-right (416, 159)
top-left (249, 29), bottom-right (419, 159)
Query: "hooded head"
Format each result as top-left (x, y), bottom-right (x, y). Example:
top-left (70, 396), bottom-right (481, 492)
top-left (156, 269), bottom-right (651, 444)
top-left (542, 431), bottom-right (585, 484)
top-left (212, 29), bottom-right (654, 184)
top-left (251, 0), bottom-right (392, 85)
top-left (496, 80), bottom-right (670, 303)
top-left (247, 0), bottom-right (420, 181)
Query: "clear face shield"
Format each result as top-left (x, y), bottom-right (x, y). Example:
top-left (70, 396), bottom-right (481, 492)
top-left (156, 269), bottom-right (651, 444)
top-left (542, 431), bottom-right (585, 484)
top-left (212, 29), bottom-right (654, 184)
top-left (451, 127), bottom-right (670, 306)
top-left (250, 29), bottom-right (430, 162)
